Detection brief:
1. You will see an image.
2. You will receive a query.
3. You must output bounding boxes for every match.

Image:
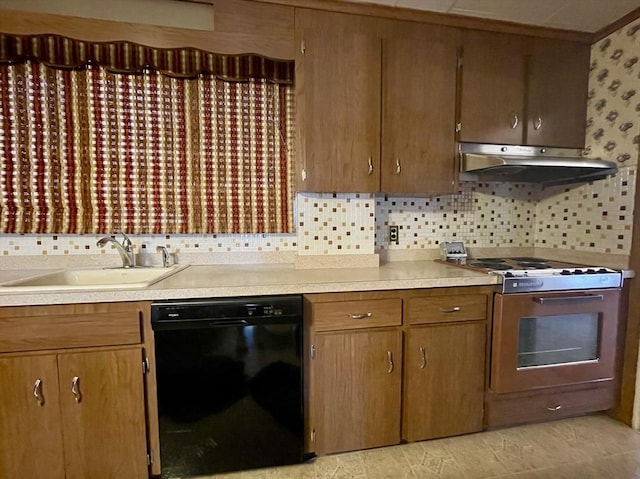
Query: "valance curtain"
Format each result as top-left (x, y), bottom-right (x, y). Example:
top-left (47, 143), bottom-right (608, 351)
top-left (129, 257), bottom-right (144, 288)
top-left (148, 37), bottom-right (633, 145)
top-left (0, 34), bottom-right (295, 234)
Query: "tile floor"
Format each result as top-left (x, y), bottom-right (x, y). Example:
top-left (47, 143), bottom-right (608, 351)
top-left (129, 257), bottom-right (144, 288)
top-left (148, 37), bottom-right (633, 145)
top-left (202, 414), bottom-right (640, 479)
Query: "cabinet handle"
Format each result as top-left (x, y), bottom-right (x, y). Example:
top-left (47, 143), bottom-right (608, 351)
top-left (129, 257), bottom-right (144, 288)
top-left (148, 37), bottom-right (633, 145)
top-left (71, 376), bottom-right (82, 403)
top-left (511, 114), bottom-right (519, 129)
top-left (546, 405), bottom-right (562, 411)
top-left (33, 379), bottom-right (44, 407)
top-left (387, 351), bottom-right (394, 374)
top-left (348, 312), bottom-right (372, 320)
top-left (534, 116), bottom-right (543, 130)
top-left (439, 306), bottom-right (460, 313)
top-left (368, 157), bottom-right (373, 175)
top-left (419, 346), bottom-right (426, 369)
top-left (395, 158), bottom-right (401, 175)
top-left (301, 168), bottom-right (307, 182)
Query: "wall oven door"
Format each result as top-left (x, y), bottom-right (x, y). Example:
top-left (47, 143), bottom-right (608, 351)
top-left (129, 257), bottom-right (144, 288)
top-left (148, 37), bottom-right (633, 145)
top-left (491, 289), bottom-right (620, 394)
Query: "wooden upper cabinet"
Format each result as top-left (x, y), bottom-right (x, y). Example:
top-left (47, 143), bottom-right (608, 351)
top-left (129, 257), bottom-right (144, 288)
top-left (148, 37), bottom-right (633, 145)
top-left (526, 38), bottom-right (590, 148)
top-left (459, 29), bottom-right (590, 148)
top-left (295, 9), bottom-right (381, 193)
top-left (381, 22), bottom-right (459, 195)
top-left (459, 29), bottom-right (527, 145)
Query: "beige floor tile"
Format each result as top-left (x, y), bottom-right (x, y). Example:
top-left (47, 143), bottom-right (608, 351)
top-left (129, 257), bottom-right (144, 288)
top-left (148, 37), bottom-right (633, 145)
top-left (197, 415), bottom-right (640, 479)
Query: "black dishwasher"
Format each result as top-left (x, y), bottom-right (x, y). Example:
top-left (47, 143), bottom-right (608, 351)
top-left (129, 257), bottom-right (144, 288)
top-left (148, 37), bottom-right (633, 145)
top-left (151, 295), bottom-right (308, 478)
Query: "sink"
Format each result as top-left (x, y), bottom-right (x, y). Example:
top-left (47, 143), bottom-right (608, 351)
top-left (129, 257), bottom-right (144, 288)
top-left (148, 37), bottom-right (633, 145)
top-left (0, 265), bottom-right (188, 291)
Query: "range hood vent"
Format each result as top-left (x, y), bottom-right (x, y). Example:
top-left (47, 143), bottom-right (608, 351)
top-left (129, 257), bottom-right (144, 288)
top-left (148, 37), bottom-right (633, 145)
top-left (459, 143), bottom-right (618, 186)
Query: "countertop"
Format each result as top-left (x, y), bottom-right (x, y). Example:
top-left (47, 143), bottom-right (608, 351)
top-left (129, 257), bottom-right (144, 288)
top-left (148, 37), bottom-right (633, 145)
top-left (0, 261), bottom-right (499, 306)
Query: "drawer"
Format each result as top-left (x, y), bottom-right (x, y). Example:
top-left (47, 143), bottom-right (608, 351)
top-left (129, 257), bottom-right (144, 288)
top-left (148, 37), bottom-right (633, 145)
top-left (0, 307), bottom-right (143, 353)
top-left (407, 294), bottom-right (487, 325)
top-left (312, 298), bottom-right (402, 332)
top-left (485, 384), bottom-right (615, 428)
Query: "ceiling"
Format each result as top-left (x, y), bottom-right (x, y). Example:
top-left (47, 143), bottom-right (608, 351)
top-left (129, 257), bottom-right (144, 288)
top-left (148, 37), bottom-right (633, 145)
top-left (342, 0), bottom-right (639, 33)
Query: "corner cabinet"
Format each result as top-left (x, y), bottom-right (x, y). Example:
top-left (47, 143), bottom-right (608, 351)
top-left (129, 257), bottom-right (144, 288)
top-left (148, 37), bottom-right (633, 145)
top-left (295, 10), bottom-right (459, 195)
top-left (304, 287), bottom-right (492, 456)
top-left (458, 30), bottom-right (590, 148)
top-left (0, 303), bottom-right (153, 479)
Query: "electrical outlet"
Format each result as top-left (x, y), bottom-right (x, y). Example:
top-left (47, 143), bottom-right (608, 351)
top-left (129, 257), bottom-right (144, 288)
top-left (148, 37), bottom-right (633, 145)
top-left (389, 225), bottom-right (399, 245)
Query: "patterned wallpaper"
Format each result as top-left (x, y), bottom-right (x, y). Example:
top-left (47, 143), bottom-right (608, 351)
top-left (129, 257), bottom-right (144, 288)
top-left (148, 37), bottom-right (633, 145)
top-left (586, 20), bottom-right (640, 166)
top-left (1, 20), bottom-right (638, 262)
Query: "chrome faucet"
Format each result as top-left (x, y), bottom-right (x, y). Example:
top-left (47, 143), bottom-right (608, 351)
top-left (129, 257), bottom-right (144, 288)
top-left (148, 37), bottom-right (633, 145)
top-left (156, 246), bottom-right (171, 268)
top-left (96, 232), bottom-right (135, 268)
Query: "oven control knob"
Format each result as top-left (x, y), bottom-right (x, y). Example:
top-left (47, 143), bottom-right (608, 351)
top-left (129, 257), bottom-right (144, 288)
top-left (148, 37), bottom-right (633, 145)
top-left (585, 269), bottom-right (597, 274)
top-left (597, 268), bottom-right (609, 273)
top-left (505, 272), bottom-right (514, 278)
top-left (573, 269), bottom-right (585, 274)
top-left (560, 269), bottom-right (572, 275)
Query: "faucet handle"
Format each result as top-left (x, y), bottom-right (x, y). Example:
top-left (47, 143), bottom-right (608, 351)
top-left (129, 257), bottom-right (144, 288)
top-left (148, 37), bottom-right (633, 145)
top-left (156, 246), bottom-right (171, 268)
top-left (118, 231), bottom-right (133, 251)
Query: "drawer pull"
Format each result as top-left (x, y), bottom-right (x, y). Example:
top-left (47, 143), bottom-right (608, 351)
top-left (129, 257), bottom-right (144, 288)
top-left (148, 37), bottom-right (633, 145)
top-left (546, 405), bottom-right (562, 412)
top-left (71, 376), bottom-right (82, 403)
top-left (33, 379), bottom-right (44, 407)
top-left (387, 351), bottom-right (394, 374)
top-left (349, 312), bottom-right (373, 320)
top-left (439, 307), bottom-right (461, 313)
top-left (419, 346), bottom-right (427, 369)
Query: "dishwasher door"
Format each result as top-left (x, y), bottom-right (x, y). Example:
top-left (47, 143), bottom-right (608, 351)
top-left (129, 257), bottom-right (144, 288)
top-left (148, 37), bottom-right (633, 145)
top-left (151, 296), bottom-right (305, 478)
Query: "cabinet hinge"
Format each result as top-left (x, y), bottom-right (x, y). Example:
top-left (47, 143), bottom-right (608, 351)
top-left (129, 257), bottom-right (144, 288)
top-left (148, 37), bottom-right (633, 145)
top-left (455, 122), bottom-right (462, 133)
top-left (301, 40), bottom-right (306, 55)
top-left (311, 429), bottom-right (316, 443)
top-left (142, 356), bottom-right (150, 374)
top-left (147, 451), bottom-right (153, 466)
top-left (457, 56), bottom-right (463, 68)
top-left (310, 345), bottom-right (316, 359)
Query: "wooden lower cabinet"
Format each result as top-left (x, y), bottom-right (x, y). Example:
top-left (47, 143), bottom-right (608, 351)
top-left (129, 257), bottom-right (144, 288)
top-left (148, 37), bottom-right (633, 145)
top-left (0, 354), bottom-right (65, 479)
top-left (311, 329), bottom-right (402, 455)
top-left (305, 288), bottom-right (491, 456)
top-left (403, 322), bottom-right (486, 442)
top-left (0, 302), bottom-right (152, 479)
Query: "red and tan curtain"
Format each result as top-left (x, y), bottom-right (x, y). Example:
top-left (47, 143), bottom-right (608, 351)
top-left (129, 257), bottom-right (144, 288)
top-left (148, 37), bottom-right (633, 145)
top-left (0, 35), bottom-right (295, 234)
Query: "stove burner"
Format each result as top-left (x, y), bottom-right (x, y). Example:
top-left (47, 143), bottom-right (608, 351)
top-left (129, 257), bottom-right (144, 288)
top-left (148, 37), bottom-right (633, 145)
top-left (509, 257), bottom-right (550, 263)
top-left (468, 262), bottom-right (513, 270)
top-left (516, 261), bottom-right (552, 269)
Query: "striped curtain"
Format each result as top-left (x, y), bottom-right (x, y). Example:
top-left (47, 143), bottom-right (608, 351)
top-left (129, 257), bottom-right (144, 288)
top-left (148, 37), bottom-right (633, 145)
top-left (0, 61), bottom-right (295, 234)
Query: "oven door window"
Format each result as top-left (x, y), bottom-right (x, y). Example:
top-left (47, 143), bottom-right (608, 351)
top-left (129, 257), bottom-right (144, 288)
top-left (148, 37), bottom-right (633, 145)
top-left (518, 313), bottom-right (599, 368)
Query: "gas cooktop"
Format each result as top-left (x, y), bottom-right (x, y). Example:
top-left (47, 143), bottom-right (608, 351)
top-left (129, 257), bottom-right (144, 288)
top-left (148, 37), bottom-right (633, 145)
top-left (446, 256), bottom-right (622, 293)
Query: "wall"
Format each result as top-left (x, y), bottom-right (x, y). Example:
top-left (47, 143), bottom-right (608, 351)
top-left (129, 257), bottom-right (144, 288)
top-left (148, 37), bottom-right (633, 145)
top-left (1, 19), bottom-right (638, 267)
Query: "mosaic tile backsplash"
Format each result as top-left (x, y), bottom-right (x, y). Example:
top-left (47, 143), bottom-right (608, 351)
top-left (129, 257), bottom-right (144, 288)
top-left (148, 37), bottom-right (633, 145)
top-left (1, 165), bottom-right (635, 259)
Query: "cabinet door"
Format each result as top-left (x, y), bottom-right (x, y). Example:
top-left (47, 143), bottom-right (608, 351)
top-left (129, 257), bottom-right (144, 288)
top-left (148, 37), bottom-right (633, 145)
top-left (459, 30), bottom-right (526, 145)
top-left (403, 322), bottom-right (485, 442)
top-left (0, 355), bottom-right (65, 479)
top-left (58, 349), bottom-right (148, 479)
top-left (296, 11), bottom-right (381, 193)
top-left (526, 39), bottom-right (590, 148)
top-left (382, 23), bottom-right (459, 195)
top-left (312, 329), bottom-right (402, 455)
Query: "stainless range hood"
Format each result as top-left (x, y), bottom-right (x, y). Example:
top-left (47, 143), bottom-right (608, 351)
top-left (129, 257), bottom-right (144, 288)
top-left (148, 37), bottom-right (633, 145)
top-left (459, 143), bottom-right (618, 186)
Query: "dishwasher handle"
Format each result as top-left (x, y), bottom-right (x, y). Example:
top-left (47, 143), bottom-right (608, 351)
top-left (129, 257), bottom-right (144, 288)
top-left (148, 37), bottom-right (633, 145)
top-left (151, 315), bottom-right (299, 331)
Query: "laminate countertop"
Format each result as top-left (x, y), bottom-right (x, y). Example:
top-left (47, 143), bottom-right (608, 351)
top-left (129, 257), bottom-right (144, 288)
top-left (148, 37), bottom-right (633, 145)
top-left (0, 261), bottom-right (500, 307)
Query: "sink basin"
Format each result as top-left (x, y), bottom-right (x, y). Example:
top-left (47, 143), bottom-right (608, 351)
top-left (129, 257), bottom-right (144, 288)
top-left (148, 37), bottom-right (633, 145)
top-left (0, 265), bottom-right (188, 291)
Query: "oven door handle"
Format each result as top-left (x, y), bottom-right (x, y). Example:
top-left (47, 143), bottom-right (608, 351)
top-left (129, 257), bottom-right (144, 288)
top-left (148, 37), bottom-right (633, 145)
top-left (533, 294), bottom-right (604, 304)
